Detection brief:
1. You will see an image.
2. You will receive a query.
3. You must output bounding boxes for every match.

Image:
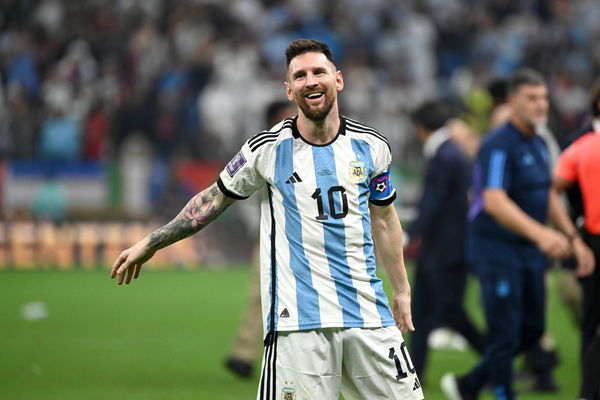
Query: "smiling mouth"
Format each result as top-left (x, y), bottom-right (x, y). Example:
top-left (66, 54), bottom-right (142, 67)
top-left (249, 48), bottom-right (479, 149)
top-left (305, 92), bottom-right (324, 100)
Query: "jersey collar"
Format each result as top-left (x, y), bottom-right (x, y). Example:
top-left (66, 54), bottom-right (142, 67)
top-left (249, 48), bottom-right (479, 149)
top-left (291, 116), bottom-right (346, 146)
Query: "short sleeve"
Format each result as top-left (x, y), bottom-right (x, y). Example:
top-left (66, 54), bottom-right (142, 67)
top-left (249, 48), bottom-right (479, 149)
top-left (478, 140), bottom-right (512, 190)
top-left (555, 141), bottom-right (580, 182)
top-left (218, 141), bottom-right (265, 200)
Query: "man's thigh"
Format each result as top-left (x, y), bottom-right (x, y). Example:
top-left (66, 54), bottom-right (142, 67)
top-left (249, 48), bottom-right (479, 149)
top-left (341, 326), bottom-right (424, 400)
top-left (257, 329), bottom-right (342, 400)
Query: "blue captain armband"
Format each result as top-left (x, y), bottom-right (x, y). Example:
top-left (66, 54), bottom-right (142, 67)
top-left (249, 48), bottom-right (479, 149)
top-left (368, 169), bottom-right (396, 206)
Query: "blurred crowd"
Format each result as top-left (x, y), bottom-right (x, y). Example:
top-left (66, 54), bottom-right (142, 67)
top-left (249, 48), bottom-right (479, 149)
top-left (1, 0), bottom-right (600, 167)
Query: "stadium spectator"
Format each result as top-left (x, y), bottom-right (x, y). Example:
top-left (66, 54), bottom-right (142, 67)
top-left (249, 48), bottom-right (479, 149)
top-left (554, 77), bottom-right (600, 400)
top-left (407, 100), bottom-right (485, 383)
top-left (112, 39), bottom-right (423, 400)
top-left (441, 68), bottom-right (594, 400)
top-left (225, 99), bottom-right (296, 379)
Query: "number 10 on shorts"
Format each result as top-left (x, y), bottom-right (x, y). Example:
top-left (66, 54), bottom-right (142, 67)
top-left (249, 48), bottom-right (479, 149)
top-left (388, 342), bottom-right (415, 381)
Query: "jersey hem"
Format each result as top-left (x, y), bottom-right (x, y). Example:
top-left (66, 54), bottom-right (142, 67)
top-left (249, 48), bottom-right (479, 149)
top-left (272, 319), bottom-right (396, 333)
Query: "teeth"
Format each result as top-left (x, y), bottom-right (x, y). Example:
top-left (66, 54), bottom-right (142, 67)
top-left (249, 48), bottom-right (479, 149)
top-left (307, 93), bottom-right (323, 99)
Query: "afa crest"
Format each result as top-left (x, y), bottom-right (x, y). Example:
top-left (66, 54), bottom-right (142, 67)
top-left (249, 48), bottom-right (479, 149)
top-left (282, 387), bottom-right (296, 400)
top-left (349, 161), bottom-right (366, 183)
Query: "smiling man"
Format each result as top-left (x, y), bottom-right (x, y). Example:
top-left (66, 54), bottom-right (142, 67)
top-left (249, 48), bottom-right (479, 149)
top-left (111, 39), bottom-right (423, 400)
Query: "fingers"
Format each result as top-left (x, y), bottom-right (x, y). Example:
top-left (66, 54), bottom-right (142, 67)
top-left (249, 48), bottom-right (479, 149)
top-left (110, 253), bottom-right (126, 278)
top-left (134, 264), bottom-right (142, 279)
top-left (542, 233), bottom-right (571, 259)
top-left (393, 304), bottom-right (415, 335)
top-left (125, 263), bottom-right (135, 284)
top-left (576, 256), bottom-right (595, 278)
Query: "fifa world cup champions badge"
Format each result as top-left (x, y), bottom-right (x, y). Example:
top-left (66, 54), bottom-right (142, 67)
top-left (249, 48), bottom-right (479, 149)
top-left (349, 161), bottom-right (366, 183)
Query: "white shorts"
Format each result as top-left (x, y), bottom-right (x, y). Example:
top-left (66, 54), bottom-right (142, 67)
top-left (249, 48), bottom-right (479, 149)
top-left (257, 326), bottom-right (423, 400)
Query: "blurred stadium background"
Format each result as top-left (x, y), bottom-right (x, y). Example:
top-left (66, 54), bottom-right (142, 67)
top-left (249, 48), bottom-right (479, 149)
top-left (1, 0), bottom-right (598, 399)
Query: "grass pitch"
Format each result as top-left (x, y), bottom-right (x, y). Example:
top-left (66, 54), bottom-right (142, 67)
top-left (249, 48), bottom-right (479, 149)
top-left (0, 267), bottom-right (581, 399)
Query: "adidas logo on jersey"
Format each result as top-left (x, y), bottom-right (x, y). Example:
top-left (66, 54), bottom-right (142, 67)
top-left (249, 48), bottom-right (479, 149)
top-left (285, 172), bottom-right (302, 184)
top-left (280, 308), bottom-right (290, 318)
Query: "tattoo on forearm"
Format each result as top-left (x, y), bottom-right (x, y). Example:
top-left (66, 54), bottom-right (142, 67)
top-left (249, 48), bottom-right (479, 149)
top-left (147, 184), bottom-right (231, 251)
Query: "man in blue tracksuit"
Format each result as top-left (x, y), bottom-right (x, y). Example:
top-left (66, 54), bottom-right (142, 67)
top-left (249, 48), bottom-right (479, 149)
top-left (441, 69), bottom-right (595, 400)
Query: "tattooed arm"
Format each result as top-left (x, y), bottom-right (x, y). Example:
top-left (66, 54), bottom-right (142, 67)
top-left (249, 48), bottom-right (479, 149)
top-left (110, 182), bottom-right (236, 285)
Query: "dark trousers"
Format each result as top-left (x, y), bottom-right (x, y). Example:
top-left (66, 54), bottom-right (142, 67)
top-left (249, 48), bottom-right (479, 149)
top-left (410, 255), bottom-right (485, 380)
top-left (464, 258), bottom-right (546, 400)
top-left (580, 231), bottom-right (600, 399)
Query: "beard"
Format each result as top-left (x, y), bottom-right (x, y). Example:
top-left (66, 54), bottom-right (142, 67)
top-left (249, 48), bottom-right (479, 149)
top-left (295, 90), bottom-right (336, 121)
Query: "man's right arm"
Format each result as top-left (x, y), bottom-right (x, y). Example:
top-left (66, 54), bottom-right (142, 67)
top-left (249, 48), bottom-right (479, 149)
top-left (110, 181), bottom-right (236, 285)
top-left (483, 188), bottom-right (570, 259)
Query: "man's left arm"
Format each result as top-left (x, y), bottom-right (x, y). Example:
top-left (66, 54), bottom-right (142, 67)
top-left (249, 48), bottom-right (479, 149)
top-left (369, 202), bottom-right (414, 335)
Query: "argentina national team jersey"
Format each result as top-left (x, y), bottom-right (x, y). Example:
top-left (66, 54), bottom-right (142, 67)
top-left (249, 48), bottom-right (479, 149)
top-left (218, 116), bottom-right (396, 335)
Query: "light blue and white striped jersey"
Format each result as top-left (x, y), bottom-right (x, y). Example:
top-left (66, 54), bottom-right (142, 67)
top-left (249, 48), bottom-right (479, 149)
top-left (218, 116), bottom-right (397, 335)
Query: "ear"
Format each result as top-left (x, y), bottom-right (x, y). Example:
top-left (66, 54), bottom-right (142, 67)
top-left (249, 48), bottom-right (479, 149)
top-left (336, 70), bottom-right (344, 92)
top-left (284, 80), bottom-right (293, 101)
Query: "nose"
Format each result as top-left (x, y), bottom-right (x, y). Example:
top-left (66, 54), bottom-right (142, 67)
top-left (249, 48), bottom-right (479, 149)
top-left (305, 72), bottom-right (318, 88)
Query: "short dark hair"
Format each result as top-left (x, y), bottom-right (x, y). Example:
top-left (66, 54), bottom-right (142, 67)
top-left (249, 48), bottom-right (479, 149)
top-left (285, 39), bottom-right (334, 67)
top-left (507, 68), bottom-right (546, 93)
top-left (410, 100), bottom-right (451, 132)
top-left (589, 77), bottom-right (600, 117)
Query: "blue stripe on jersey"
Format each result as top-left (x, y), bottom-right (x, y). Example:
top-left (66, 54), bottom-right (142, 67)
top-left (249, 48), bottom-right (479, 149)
top-left (276, 139), bottom-right (321, 330)
top-left (351, 139), bottom-right (394, 323)
top-left (312, 145), bottom-right (364, 327)
top-left (488, 150), bottom-right (506, 188)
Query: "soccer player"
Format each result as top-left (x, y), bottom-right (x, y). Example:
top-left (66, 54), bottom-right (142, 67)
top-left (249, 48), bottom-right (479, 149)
top-left (441, 68), bottom-right (595, 400)
top-left (111, 39), bottom-right (423, 400)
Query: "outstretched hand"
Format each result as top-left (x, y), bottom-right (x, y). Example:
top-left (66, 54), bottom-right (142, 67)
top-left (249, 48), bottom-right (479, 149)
top-left (110, 238), bottom-right (155, 285)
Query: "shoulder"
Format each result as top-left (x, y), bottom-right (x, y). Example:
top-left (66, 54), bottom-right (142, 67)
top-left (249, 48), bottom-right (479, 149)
top-left (571, 131), bottom-right (597, 148)
top-left (246, 117), bottom-right (295, 153)
top-left (343, 116), bottom-right (391, 153)
top-left (480, 123), bottom-right (516, 153)
top-left (437, 139), bottom-right (467, 163)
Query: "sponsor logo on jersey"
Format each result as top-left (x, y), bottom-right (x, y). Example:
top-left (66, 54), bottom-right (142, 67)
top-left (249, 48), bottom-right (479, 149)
top-left (349, 161), bottom-right (366, 183)
top-left (285, 172), bottom-right (302, 184)
top-left (226, 151), bottom-right (246, 177)
top-left (413, 376), bottom-right (422, 391)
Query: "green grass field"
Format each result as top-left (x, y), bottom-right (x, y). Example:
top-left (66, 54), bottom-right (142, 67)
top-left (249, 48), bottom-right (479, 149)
top-left (0, 267), bottom-right (581, 399)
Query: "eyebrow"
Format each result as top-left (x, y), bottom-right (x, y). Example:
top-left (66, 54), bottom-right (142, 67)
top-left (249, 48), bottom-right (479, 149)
top-left (291, 66), bottom-right (328, 79)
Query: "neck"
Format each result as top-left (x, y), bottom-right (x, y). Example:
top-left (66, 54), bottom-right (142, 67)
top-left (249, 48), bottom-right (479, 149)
top-left (296, 107), bottom-right (341, 144)
top-left (511, 115), bottom-right (536, 137)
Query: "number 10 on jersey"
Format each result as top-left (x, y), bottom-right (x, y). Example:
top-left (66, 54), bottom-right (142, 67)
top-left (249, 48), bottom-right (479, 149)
top-left (311, 186), bottom-right (348, 221)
